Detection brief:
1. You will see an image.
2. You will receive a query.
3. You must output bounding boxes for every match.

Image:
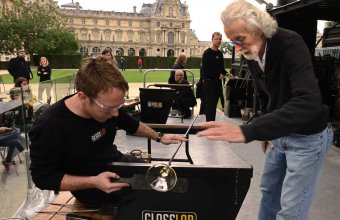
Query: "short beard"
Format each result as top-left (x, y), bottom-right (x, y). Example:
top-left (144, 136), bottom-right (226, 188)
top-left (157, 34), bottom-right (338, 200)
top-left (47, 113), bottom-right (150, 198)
top-left (240, 46), bottom-right (259, 60)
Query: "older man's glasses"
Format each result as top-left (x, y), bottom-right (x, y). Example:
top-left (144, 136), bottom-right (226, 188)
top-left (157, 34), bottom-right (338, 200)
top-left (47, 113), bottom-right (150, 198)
top-left (91, 98), bottom-right (125, 113)
top-left (229, 39), bottom-right (245, 46)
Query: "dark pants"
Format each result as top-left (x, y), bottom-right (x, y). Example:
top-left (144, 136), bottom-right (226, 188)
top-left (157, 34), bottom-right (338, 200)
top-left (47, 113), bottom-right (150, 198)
top-left (203, 79), bottom-right (222, 121)
top-left (176, 98), bottom-right (196, 118)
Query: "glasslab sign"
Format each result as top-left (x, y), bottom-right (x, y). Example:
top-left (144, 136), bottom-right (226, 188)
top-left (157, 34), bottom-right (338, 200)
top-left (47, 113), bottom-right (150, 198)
top-left (142, 210), bottom-right (197, 220)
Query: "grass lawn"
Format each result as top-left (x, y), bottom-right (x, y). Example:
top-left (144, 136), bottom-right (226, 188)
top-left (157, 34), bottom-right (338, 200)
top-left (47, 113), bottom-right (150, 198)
top-left (1, 68), bottom-right (201, 84)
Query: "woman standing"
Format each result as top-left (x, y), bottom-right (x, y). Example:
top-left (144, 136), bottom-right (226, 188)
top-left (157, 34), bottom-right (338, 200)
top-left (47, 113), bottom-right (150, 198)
top-left (37, 57), bottom-right (52, 102)
top-left (102, 49), bottom-right (118, 66)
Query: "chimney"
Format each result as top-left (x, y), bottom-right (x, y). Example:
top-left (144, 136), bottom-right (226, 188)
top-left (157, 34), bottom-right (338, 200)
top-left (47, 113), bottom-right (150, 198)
top-left (76, 2), bottom-right (80, 10)
top-left (133, 6), bottom-right (137, 14)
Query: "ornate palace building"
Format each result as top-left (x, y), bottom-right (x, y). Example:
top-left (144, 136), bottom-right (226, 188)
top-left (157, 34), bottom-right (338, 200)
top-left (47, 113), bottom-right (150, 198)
top-left (59, 0), bottom-right (210, 57)
top-left (0, 0), bottom-right (210, 59)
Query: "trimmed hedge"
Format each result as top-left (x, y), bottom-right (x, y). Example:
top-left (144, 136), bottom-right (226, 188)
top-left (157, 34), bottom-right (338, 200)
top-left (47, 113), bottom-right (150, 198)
top-left (1, 55), bottom-right (232, 69)
top-left (32, 54), bottom-right (83, 69)
top-left (115, 56), bottom-right (232, 69)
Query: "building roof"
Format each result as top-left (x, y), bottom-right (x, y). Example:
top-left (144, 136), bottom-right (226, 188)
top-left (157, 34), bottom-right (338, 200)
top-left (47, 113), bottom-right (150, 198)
top-left (60, 0), bottom-right (82, 9)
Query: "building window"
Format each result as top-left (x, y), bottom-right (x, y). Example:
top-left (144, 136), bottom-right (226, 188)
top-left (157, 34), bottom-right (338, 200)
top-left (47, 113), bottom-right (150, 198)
top-left (168, 32), bottom-right (174, 45)
top-left (157, 22), bottom-right (160, 27)
top-left (128, 31), bottom-right (133, 42)
top-left (117, 20), bottom-right (121, 26)
top-left (156, 32), bottom-right (161, 43)
top-left (94, 19), bottom-right (97, 25)
top-left (116, 48), bottom-right (124, 56)
top-left (170, 22), bottom-right (172, 28)
top-left (106, 20), bottom-right (109, 26)
top-left (181, 32), bottom-right (185, 44)
top-left (105, 31), bottom-right (111, 41)
top-left (182, 23), bottom-right (185, 28)
top-left (116, 31), bottom-right (123, 41)
top-left (80, 46), bottom-right (88, 55)
top-left (81, 30), bottom-right (87, 40)
top-left (128, 48), bottom-right (135, 56)
top-left (169, 7), bottom-right (173, 17)
top-left (69, 18), bottom-right (73, 24)
top-left (129, 21), bottom-right (132, 27)
top-left (93, 30), bottom-right (100, 41)
top-left (139, 48), bottom-right (146, 57)
top-left (82, 18), bottom-right (86, 24)
top-left (93, 47), bottom-right (101, 53)
top-left (139, 32), bottom-right (145, 43)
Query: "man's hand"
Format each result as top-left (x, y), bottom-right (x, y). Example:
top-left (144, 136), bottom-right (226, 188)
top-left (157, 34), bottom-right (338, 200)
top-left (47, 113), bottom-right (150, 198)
top-left (160, 134), bottom-right (188, 145)
top-left (261, 141), bottom-right (273, 154)
top-left (197, 121), bottom-right (245, 143)
top-left (94, 172), bottom-right (129, 194)
top-left (0, 127), bottom-right (12, 134)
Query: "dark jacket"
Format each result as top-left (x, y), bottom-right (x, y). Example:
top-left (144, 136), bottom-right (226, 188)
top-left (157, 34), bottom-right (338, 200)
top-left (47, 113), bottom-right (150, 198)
top-left (37, 65), bottom-right (52, 82)
top-left (7, 56), bottom-right (33, 81)
top-left (241, 28), bottom-right (328, 143)
top-left (168, 63), bottom-right (187, 84)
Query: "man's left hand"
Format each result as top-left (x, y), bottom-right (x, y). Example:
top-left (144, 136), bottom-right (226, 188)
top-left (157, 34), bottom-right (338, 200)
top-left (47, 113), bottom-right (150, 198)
top-left (160, 134), bottom-right (188, 145)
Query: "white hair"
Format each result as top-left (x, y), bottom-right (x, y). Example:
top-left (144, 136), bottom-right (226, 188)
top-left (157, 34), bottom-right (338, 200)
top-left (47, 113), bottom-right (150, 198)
top-left (220, 0), bottom-right (278, 38)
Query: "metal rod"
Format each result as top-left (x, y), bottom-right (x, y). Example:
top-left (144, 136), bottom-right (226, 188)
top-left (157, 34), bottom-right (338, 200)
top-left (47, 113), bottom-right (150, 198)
top-left (167, 115), bottom-right (198, 166)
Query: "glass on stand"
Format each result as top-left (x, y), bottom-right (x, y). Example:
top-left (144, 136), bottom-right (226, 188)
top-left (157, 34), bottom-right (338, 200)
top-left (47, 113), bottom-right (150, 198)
top-left (145, 115), bottom-right (199, 192)
top-left (146, 163), bottom-right (177, 192)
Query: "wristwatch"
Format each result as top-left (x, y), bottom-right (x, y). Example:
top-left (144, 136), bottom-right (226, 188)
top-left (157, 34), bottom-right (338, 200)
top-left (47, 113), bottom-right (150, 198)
top-left (156, 132), bottom-right (164, 142)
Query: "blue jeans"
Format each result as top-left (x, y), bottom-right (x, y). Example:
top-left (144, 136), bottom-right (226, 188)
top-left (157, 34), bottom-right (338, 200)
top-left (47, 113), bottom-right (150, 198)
top-left (258, 126), bottom-right (333, 220)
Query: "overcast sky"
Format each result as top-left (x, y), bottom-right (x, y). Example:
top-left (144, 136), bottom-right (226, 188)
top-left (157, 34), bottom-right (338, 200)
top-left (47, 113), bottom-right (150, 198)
top-left (56, 0), bottom-right (325, 42)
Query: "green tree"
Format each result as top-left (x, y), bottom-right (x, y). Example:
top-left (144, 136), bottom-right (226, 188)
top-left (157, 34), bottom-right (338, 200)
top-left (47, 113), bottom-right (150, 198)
top-left (220, 41), bottom-right (233, 55)
top-left (0, 0), bottom-right (78, 55)
top-left (32, 28), bottom-right (79, 55)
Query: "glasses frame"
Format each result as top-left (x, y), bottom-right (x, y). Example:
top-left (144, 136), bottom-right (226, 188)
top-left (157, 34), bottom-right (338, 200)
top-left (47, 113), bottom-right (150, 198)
top-left (229, 39), bottom-right (246, 46)
top-left (91, 98), bottom-right (125, 113)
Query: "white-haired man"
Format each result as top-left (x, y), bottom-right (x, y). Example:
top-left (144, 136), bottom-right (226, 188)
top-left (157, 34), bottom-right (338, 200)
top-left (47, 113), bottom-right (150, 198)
top-left (198, 0), bottom-right (333, 219)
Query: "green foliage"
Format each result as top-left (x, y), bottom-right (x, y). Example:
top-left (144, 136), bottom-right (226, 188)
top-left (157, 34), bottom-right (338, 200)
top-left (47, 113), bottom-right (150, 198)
top-left (32, 29), bottom-right (79, 55)
top-left (325, 21), bottom-right (339, 28)
top-left (220, 41), bottom-right (233, 55)
top-left (0, 0), bottom-right (78, 55)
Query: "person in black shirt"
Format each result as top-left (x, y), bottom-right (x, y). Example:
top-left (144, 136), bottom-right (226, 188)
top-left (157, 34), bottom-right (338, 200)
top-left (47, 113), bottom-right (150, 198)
top-left (173, 70), bottom-right (196, 118)
top-left (29, 57), bottom-right (186, 204)
top-left (198, 1), bottom-right (333, 219)
top-left (7, 49), bottom-right (33, 82)
top-left (201, 32), bottom-right (227, 121)
top-left (37, 57), bottom-right (52, 102)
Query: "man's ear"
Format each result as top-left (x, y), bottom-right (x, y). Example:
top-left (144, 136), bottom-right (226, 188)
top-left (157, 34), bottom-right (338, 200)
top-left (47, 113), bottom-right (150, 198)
top-left (77, 92), bottom-right (89, 104)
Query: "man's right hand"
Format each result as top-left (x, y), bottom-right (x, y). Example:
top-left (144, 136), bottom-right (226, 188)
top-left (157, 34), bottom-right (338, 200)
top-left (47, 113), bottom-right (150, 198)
top-left (95, 171), bottom-right (130, 194)
top-left (0, 127), bottom-right (12, 134)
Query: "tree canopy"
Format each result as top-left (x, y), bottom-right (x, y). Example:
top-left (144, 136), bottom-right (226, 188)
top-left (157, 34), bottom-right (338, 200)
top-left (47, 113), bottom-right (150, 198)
top-left (0, 0), bottom-right (79, 55)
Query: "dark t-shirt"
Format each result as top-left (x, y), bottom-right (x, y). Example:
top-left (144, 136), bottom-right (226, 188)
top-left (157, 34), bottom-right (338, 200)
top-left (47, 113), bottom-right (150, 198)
top-left (29, 95), bottom-right (140, 192)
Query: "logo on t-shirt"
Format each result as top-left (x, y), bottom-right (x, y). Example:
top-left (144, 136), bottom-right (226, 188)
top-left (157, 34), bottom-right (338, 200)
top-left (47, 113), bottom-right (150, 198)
top-left (91, 128), bottom-right (106, 142)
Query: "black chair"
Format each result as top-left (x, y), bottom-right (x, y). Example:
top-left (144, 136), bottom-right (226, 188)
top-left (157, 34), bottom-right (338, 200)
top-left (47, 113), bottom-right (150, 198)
top-left (139, 88), bottom-right (176, 124)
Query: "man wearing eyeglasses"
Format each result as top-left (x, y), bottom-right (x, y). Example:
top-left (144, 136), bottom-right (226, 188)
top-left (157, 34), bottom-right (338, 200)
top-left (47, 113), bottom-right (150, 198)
top-left (29, 57), bottom-right (187, 205)
top-left (198, 0), bottom-right (333, 219)
top-left (201, 32), bottom-right (228, 122)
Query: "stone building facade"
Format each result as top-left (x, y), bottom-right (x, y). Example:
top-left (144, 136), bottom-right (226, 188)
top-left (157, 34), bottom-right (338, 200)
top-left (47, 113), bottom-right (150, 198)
top-left (0, 0), bottom-right (210, 59)
top-left (59, 0), bottom-right (210, 57)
